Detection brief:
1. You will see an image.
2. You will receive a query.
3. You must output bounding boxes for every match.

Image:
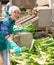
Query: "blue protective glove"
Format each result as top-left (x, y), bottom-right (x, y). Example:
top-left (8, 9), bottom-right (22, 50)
top-left (8, 41), bottom-right (22, 54)
top-left (19, 26), bottom-right (27, 32)
top-left (13, 25), bottom-right (19, 34)
top-left (13, 25), bottom-right (27, 34)
top-left (13, 27), bottom-right (19, 34)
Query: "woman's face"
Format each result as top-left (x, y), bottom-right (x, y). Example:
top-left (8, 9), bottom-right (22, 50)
top-left (11, 10), bottom-right (20, 20)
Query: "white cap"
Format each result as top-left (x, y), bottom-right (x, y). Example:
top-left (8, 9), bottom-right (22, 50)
top-left (9, 6), bottom-right (21, 15)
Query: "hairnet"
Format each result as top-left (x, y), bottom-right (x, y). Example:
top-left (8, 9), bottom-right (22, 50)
top-left (9, 6), bottom-right (21, 15)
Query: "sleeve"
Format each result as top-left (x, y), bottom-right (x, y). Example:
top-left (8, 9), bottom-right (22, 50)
top-left (1, 21), bottom-right (10, 37)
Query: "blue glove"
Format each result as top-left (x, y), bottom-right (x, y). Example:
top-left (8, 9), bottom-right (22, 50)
top-left (13, 26), bottom-right (19, 34)
top-left (13, 26), bottom-right (27, 33)
top-left (13, 27), bottom-right (19, 34)
top-left (19, 26), bottom-right (27, 32)
top-left (8, 41), bottom-right (22, 54)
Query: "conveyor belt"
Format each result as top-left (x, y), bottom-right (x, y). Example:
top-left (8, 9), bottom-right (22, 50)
top-left (16, 14), bottom-right (38, 26)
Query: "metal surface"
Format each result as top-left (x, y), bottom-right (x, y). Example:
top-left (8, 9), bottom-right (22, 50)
top-left (37, 7), bottom-right (52, 27)
top-left (49, 0), bottom-right (54, 7)
top-left (52, 7), bottom-right (54, 22)
top-left (12, 0), bottom-right (36, 8)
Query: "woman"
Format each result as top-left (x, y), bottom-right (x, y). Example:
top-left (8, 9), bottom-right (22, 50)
top-left (0, 6), bottom-right (22, 65)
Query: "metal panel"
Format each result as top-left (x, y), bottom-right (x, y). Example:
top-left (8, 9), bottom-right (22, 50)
top-left (37, 0), bottom-right (48, 6)
top-left (13, 32), bottom-right (33, 48)
top-left (52, 7), bottom-right (54, 22)
top-left (37, 7), bottom-right (52, 27)
top-left (49, 0), bottom-right (54, 7)
top-left (12, 0), bottom-right (36, 8)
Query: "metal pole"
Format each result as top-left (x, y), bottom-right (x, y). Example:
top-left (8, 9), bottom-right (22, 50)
top-left (9, 0), bottom-right (12, 6)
